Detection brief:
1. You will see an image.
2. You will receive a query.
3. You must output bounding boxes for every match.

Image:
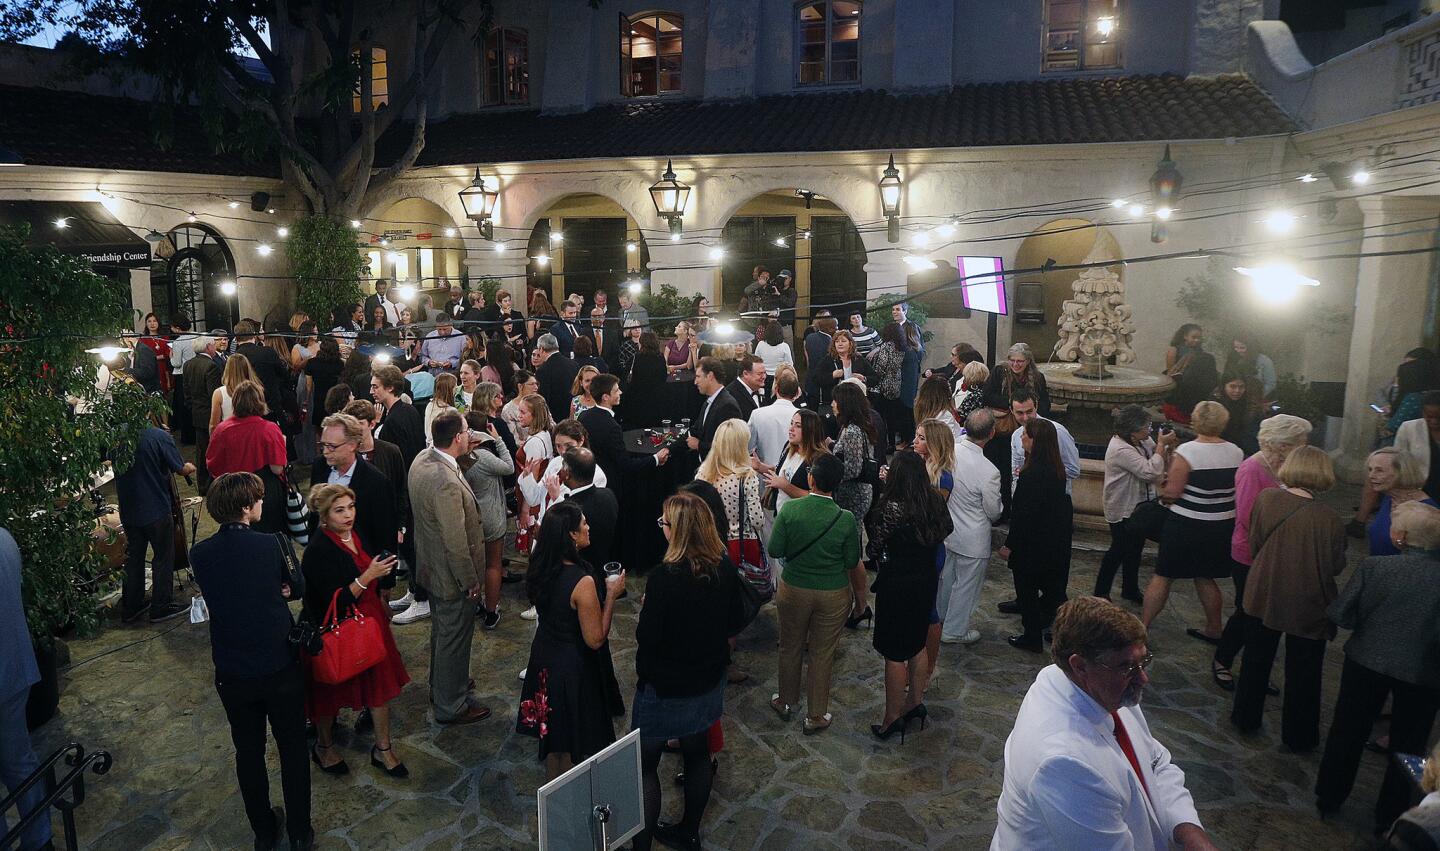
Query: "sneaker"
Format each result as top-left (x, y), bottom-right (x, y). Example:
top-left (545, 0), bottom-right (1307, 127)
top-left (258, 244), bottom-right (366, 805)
top-left (481, 609), bottom-right (500, 630)
top-left (518, 667), bottom-right (528, 681)
top-left (520, 606), bottom-right (539, 621)
top-left (388, 590), bottom-right (414, 612)
top-left (392, 599), bottom-right (431, 624)
top-left (149, 602), bottom-right (188, 623)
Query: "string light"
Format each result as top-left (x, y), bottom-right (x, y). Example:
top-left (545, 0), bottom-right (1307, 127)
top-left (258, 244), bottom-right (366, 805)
top-left (774, 237), bottom-right (787, 247)
top-left (1297, 173), bottom-right (1317, 183)
top-left (1110, 199), bottom-right (1127, 208)
top-left (396, 283), bottom-right (417, 300)
top-left (220, 280), bottom-right (237, 295)
top-left (256, 243), bottom-right (273, 256)
top-left (1352, 168), bottom-right (1371, 185)
top-left (228, 201), bottom-right (240, 209)
top-left (372, 351), bottom-right (392, 365)
top-left (53, 217), bottom-right (68, 229)
top-left (550, 232), bottom-right (564, 244)
top-left (627, 281), bottom-right (643, 294)
top-left (493, 241), bottom-right (506, 252)
top-left (533, 254), bottom-right (550, 266)
top-left (936, 223), bottom-right (956, 238)
top-left (276, 226), bottom-right (289, 238)
top-left (708, 246), bottom-right (725, 261)
top-left (266, 207), bottom-right (276, 214)
top-left (1127, 203), bottom-right (1145, 218)
top-left (385, 251), bottom-right (400, 262)
top-left (670, 232), bottom-right (681, 242)
top-left (626, 241), bottom-right (637, 253)
top-left (350, 220), bottom-right (362, 229)
top-left (1235, 261), bottom-right (1319, 304)
top-left (444, 227), bottom-right (457, 237)
top-left (186, 212), bottom-right (197, 223)
top-left (1262, 209), bottom-right (1297, 234)
top-left (1155, 206), bottom-right (1174, 220)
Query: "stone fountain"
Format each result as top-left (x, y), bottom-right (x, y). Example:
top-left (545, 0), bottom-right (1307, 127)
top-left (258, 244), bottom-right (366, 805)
top-left (1036, 245), bottom-right (1174, 525)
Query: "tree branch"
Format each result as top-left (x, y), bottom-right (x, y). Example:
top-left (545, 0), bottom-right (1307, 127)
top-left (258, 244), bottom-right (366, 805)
top-left (362, 93), bottom-right (427, 205)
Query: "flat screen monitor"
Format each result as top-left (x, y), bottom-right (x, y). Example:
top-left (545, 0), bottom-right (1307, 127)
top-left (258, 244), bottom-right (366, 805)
top-left (958, 255), bottom-right (1008, 315)
top-left (538, 728), bottom-right (643, 850)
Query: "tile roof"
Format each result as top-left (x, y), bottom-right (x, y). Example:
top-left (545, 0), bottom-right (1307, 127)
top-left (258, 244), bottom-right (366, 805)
top-left (389, 73), bottom-right (1295, 167)
top-left (0, 83), bottom-right (278, 178)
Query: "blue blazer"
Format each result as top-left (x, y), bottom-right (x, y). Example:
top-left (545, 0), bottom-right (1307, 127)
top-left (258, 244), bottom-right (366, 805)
top-left (0, 528), bottom-right (39, 699)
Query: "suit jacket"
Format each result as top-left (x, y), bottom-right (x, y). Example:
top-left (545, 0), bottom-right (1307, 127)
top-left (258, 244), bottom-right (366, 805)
top-left (130, 342), bottom-right (161, 394)
top-left (309, 457), bottom-right (399, 565)
top-left (992, 665), bottom-right (1200, 850)
top-left (583, 325), bottom-right (620, 366)
top-left (695, 389), bottom-right (743, 460)
top-left (360, 437), bottom-right (408, 517)
top-left (578, 406), bottom-right (653, 498)
top-left (407, 449), bottom-right (486, 600)
top-left (812, 354), bottom-right (873, 404)
top-left (377, 399), bottom-right (424, 470)
top-left (537, 353), bottom-right (581, 424)
top-left (567, 484), bottom-right (619, 566)
top-left (947, 438), bottom-right (1003, 557)
top-left (726, 378), bottom-right (763, 422)
top-left (236, 342), bottom-right (290, 419)
top-left (551, 319), bottom-right (582, 357)
top-left (1329, 550), bottom-right (1440, 689)
top-left (0, 528), bottom-right (38, 698)
top-left (183, 353), bottom-right (222, 425)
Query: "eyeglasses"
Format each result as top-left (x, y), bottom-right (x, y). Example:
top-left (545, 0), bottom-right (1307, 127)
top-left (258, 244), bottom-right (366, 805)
top-left (318, 441), bottom-right (352, 451)
top-left (656, 517), bottom-right (670, 528)
top-left (1094, 653), bottom-right (1154, 679)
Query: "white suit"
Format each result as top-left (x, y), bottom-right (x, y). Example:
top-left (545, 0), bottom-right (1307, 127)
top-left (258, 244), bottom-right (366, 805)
top-left (936, 438), bottom-right (1002, 639)
top-left (993, 666), bottom-right (1202, 850)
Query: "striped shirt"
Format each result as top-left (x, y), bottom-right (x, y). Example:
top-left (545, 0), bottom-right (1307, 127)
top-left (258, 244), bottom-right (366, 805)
top-left (1170, 439), bottom-right (1244, 521)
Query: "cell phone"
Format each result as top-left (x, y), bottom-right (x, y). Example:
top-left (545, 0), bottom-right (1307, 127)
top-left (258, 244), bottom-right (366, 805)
top-left (1370, 404), bottom-right (1386, 413)
top-left (375, 550), bottom-right (394, 562)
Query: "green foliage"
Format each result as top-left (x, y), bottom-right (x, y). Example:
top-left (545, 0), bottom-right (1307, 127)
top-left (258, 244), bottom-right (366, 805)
top-left (1271, 374), bottom-right (1323, 426)
top-left (1175, 257), bottom-right (1347, 360)
top-left (866, 293), bottom-right (933, 343)
top-left (474, 277), bottom-right (502, 304)
top-left (288, 216), bottom-right (365, 325)
top-left (639, 283), bottom-right (689, 337)
top-left (0, 226), bottom-right (167, 645)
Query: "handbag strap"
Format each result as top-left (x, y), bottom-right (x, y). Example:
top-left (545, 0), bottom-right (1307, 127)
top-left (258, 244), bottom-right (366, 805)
top-left (786, 508), bottom-right (843, 563)
top-left (1249, 496), bottom-right (1312, 557)
top-left (273, 533), bottom-right (300, 575)
top-left (322, 588), bottom-right (343, 630)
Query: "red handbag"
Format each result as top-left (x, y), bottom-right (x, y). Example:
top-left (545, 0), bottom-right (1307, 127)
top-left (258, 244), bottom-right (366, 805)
top-left (309, 588), bottom-right (385, 685)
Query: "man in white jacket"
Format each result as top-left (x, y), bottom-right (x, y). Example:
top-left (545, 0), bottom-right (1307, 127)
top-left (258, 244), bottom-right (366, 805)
top-left (937, 409), bottom-right (1003, 644)
top-left (993, 597), bottom-right (1218, 851)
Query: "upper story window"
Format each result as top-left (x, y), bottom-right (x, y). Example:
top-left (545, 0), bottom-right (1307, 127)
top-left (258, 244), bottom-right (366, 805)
top-left (483, 28), bottom-right (530, 105)
top-left (1043, 0), bottom-right (1121, 72)
top-left (621, 12), bottom-right (683, 97)
top-left (797, 1), bottom-right (861, 86)
top-left (351, 45), bottom-right (389, 112)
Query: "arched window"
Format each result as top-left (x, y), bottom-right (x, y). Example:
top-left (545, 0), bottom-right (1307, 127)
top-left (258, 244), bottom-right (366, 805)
top-left (796, 1), bottom-right (861, 86)
top-left (483, 28), bottom-right (529, 105)
top-left (351, 45), bottom-right (389, 113)
top-left (153, 224), bottom-right (236, 331)
top-left (621, 12), bottom-right (683, 97)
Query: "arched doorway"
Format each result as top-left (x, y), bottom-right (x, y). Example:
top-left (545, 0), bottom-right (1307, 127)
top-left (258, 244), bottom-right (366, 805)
top-left (1012, 219), bottom-right (1122, 360)
top-left (363, 197), bottom-right (465, 303)
top-left (719, 189), bottom-right (866, 323)
top-left (524, 193), bottom-right (649, 308)
top-left (150, 224), bottom-right (236, 331)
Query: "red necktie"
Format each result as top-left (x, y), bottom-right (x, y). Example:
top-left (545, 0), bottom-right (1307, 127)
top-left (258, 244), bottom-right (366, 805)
top-left (1111, 712), bottom-right (1151, 803)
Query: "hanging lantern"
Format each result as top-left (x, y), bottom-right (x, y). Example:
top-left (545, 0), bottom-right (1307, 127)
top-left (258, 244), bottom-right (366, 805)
top-left (878, 155), bottom-right (902, 243)
top-left (458, 167), bottom-right (499, 240)
top-left (648, 159), bottom-right (691, 236)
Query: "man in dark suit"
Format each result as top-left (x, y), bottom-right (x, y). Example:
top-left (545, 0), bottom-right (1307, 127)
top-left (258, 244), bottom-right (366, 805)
top-left (535, 333), bottom-right (581, 424)
top-left (442, 283), bottom-right (466, 320)
top-left (577, 373), bottom-right (669, 500)
top-left (183, 333), bottom-right (224, 493)
top-left (584, 307), bottom-right (619, 367)
top-left (687, 356), bottom-right (743, 460)
top-left (369, 364), bottom-right (424, 470)
top-left (557, 447), bottom-right (619, 565)
top-left (726, 354), bottom-right (767, 421)
top-left (363, 279), bottom-right (400, 326)
top-left (233, 320), bottom-right (290, 425)
top-left (551, 301), bottom-right (582, 358)
top-left (309, 413), bottom-right (399, 564)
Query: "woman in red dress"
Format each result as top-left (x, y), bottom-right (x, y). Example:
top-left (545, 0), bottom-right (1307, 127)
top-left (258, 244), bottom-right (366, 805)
top-left (139, 312), bottom-right (172, 394)
top-left (300, 484), bottom-right (411, 778)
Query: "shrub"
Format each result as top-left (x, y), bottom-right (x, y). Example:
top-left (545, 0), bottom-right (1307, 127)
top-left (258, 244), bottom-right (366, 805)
top-left (288, 215), bottom-right (365, 326)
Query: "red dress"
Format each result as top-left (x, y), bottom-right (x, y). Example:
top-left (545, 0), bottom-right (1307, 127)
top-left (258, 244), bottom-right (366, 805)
top-left (303, 530), bottom-right (410, 717)
top-left (140, 336), bottom-right (172, 393)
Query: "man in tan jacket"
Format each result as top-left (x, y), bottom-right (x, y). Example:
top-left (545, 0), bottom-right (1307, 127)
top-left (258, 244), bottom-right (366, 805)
top-left (408, 410), bottom-right (490, 725)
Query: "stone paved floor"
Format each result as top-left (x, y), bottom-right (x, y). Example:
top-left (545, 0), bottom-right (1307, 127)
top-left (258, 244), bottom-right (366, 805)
top-left (31, 471), bottom-right (1415, 850)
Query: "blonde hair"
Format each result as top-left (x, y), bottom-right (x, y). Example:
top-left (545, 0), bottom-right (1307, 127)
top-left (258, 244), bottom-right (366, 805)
top-left (308, 483), bottom-right (356, 525)
top-left (320, 412), bottom-right (364, 445)
top-left (918, 418), bottom-right (956, 487)
top-left (661, 491), bottom-right (726, 576)
top-left (1393, 501), bottom-right (1440, 551)
top-left (433, 372), bottom-right (457, 408)
top-left (520, 393), bottom-right (553, 433)
top-left (1189, 400), bottom-right (1230, 437)
top-left (1369, 447), bottom-right (1427, 490)
top-left (472, 381), bottom-right (502, 417)
top-left (961, 360), bottom-right (990, 387)
top-left (1277, 445), bottom-right (1335, 492)
top-left (1256, 414), bottom-right (1312, 454)
top-left (288, 312), bottom-right (309, 332)
top-left (571, 364), bottom-right (600, 397)
top-left (222, 353), bottom-right (257, 395)
top-left (696, 419), bottom-right (755, 484)
top-left (1424, 741), bottom-right (1440, 794)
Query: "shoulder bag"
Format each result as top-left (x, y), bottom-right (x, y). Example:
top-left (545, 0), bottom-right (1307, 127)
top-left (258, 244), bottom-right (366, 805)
top-left (281, 465), bottom-right (310, 544)
top-left (731, 476), bottom-right (772, 602)
top-left (309, 588), bottom-right (386, 685)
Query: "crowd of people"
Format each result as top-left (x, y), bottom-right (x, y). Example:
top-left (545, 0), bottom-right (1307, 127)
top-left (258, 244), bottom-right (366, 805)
top-left (9, 293), bottom-right (1440, 851)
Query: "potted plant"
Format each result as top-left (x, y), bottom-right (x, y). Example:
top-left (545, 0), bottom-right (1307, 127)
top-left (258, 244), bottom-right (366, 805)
top-left (0, 225), bottom-right (166, 727)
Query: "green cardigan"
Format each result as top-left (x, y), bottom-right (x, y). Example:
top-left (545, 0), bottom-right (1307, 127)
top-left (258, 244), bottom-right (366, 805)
top-left (768, 494), bottom-right (859, 591)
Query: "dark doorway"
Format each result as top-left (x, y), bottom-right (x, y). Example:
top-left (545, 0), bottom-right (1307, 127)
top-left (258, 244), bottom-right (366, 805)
top-left (809, 215), bottom-right (867, 318)
top-left (720, 216), bottom-right (795, 310)
top-left (559, 217), bottom-right (647, 302)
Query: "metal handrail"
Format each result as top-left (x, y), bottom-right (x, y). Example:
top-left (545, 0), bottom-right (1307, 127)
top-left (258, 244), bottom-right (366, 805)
top-left (0, 742), bottom-right (113, 850)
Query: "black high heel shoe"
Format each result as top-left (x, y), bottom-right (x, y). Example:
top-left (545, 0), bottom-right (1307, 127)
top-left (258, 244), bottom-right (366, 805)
top-left (310, 743), bottom-right (349, 775)
top-left (902, 703), bottom-right (928, 731)
top-left (370, 744), bottom-right (409, 778)
top-left (871, 716), bottom-right (909, 743)
top-left (845, 606), bottom-right (873, 630)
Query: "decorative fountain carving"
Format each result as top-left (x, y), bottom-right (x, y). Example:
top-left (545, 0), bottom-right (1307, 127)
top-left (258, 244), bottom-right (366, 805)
top-left (1054, 246), bottom-right (1134, 379)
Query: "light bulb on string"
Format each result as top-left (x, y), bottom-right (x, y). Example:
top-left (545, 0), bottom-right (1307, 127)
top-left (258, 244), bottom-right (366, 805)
top-left (494, 241), bottom-right (506, 253)
top-left (350, 220), bottom-right (362, 229)
top-left (1127, 203), bottom-right (1145, 218)
top-left (444, 227), bottom-right (457, 238)
top-left (550, 232), bottom-right (564, 244)
top-left (533, 254), bottom-right (550, 266)
top-left (1155, 206), bottom-right (1173, 221)
top-left (708, 246), bottom-right (725, 261)
top-left (256, 243), bottom-right (273, 256)
top-left (372, 352), bottom-right (392, 365)
top-left (936, 223), bottom-right (956, 238)
top-left (187, 212), bottom-right (197, 223)
top-left (1235, 261), bottom-right (1319, 305)
top-left (53, 217), bottom-right (69, 229)
top-left (774, 237), bottom-right (787, 247)
top-left (903, 254), bottom-right (937, 271)
top-left (1351, 168), bottom-right (1370, 185)
top-left (1111, 199), bottom-right (1127, 208)
top-left (228, 201), bottom-right (240, 209)
top-left (1261, 210), bottom-right (1297, 234)
top-left (670, 232), bottom-right (681, 242)
top-left (626, 241), bottom-right (637, 253)
top-left (396, 283), bottom-right (417, 300)
top-left (911, 230), bottom-right (930, 248)
top-left (220, 280), bottom-right (237, 296)
top-left (277, 226), bottom-right (289, 238)
top-left (1297, 173), bottom-right (1317, 183)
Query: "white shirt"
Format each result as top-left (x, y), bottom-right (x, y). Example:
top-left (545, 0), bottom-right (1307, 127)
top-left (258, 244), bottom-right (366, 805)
top-left (700, 388), bottom-right (725, 425)
top-left (993, 665), bottom-right (1202, 851)
top-left (946, 439), bottom-right (1003, 557)
top-left (518, 455), bottom-right (609, 521)
top-left (748, 398), bottom-right (797, 469)
top-left (753, 341), bottom-right (794, 376)
top-left (432, 446), bottom-right (460, 471)
top-left (327, 458), bottom-right (358, 486)
top-left (1010, 417), bottom-right (1082, 495)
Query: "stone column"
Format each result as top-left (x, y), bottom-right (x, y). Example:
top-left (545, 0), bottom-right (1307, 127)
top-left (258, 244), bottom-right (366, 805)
top-left (647, 242), bottom-right (718, 302)
top-left (1334, 196), bottom-right (1440, 480)
top-left (464, 249), bottom-right (529, 294)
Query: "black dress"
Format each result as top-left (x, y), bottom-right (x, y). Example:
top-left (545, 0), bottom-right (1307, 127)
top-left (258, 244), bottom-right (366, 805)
top-left (1005, 463), bottom-right (1074, 638)
top-left (867, 500), bottom-right (951, 662)
top-left (515, 563), bottom-right (616, 761)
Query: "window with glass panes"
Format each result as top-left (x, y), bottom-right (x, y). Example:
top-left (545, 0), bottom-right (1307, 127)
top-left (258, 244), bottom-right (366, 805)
top-left (796, 1), bottom-right (861, 86)
top-left (351, 45), bottom-right (389, 112)
top-left (809, 216), bottom-right (867, 317)
top-left (621, 12), bottom-right (683, 97)
top-left (720, 217), bottom-right (796, 310)
top-left (483, 28), bottom-right (529, 105)
top-left (1043, 0), bottom-right (1121, 71)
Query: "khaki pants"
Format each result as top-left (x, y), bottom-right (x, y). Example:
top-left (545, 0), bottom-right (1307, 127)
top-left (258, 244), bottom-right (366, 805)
top-left (775, 579), bottom-right (852, 718)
